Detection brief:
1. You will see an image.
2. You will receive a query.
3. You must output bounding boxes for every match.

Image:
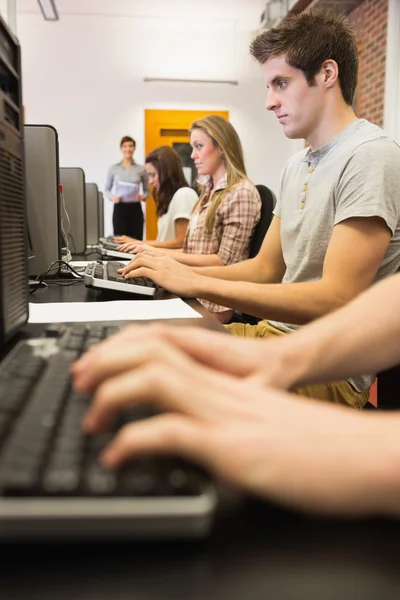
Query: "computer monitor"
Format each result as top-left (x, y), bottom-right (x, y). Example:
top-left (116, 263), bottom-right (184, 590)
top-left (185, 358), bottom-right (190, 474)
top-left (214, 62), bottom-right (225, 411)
top-left (24, 124), bottom-right (62, 277)
top-left (98, 191), bottom-right (104, 238)
top-left (0, 14), bottom-right (29, 345)
top-left (85, 182), bottom-right (99, 246)
top-left (59, 167), bottom-right (86, 255)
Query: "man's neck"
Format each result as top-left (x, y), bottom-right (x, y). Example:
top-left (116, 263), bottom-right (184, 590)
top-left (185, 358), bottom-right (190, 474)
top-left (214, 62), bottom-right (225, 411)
top-left (307, 105), bottom-right (358, 151)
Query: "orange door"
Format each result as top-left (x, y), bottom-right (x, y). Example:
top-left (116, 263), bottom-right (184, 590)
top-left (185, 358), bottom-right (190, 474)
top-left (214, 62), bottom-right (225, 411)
top-left (144, 109), bottom-right (229, 240)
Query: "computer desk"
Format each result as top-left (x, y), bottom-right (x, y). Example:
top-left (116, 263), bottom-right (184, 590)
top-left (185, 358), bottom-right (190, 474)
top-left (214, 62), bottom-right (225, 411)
top-left (1, 282), bottom-right (400, 598)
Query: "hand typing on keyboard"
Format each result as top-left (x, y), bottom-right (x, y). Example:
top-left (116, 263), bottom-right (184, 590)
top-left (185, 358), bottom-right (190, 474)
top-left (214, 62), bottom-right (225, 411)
top-left (72, 323), bottom-right (385, 517)
top-left (121, 244), bottom-right (164, 257)
top-left (118, 254), bottom-right (200, 297)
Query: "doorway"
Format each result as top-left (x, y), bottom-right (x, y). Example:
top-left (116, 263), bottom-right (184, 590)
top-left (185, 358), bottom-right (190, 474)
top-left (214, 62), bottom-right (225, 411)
top-left (144, 109), bottom-right (229, 240)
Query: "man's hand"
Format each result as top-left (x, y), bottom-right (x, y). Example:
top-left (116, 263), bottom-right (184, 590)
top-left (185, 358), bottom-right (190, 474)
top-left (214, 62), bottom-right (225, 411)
top-left (118, 255), bottom-right (201, 296)
top-left (111, 195), bottom-right (121, 204)
top-left (72, 323), bottom-right (293, 390)
top-left (71, 333), bottom-right (400, 517)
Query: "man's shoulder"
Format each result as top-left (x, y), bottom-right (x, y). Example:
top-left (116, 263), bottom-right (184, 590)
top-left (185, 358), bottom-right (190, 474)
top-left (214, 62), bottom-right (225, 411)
top-left (344, 119), bottom-right (399, 155)
top-left (352, 136), bottom-right (400, 159)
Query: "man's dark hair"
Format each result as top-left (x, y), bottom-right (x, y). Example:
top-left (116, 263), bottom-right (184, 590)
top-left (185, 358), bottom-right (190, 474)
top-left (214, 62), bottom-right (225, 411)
top-left (120, 136), bottom-right (136, 148)
top-left (250, 9), bottom-right (358, 106)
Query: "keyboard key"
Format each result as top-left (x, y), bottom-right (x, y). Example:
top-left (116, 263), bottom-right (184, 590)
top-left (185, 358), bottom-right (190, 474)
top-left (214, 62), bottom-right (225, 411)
top-left (85, 463), bottom-right (117, 495)
top-left (0, 378), bottom-right (35, 414)
top-left (43, 467), bottom-right (80, 494)
top-left (120, 468), bottom-right (157, 496)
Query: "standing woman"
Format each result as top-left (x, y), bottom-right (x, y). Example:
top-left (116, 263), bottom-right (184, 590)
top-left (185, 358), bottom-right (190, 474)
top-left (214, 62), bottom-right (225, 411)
top-left (104, 136), bottom-right (149, 239)
top-left (116, 145), bottom-right (198, 249)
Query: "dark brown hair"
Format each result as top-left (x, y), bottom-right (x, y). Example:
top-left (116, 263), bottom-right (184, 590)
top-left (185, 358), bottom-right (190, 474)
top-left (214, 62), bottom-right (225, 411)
top-left (145, 146), bottom-right (190, 217)
top-left (250, 9), bottom-right (358, 106)
top-left (120, 136), bottom-right (136, 148)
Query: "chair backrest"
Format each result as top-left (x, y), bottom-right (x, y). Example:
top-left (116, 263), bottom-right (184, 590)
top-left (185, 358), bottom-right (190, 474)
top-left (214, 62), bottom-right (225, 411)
top-left (249, 184), bottom-right (275, 258)
top-left (377, 365), bottom-right (400, 409)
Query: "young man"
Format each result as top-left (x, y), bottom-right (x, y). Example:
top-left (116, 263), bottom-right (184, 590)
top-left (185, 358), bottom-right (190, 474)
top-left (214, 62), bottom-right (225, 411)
top-left (119, 10), bottom-right (400, 408)
top-left (72, 271), bottom-right (400, 518)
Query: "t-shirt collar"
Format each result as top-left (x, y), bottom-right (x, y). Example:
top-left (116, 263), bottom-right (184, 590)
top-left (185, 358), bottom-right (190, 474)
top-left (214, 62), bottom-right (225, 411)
top-left (303, 118), bottom-right (363, 167)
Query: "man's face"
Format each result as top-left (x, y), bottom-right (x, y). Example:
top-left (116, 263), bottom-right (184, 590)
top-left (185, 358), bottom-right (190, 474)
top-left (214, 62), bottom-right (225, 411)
top-left (263, 55), bottom-right (324, 141)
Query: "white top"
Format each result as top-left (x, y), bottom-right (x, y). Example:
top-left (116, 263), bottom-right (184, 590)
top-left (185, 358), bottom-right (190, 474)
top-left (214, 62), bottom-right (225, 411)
top-left (156, 187), bottom-right (198, 242)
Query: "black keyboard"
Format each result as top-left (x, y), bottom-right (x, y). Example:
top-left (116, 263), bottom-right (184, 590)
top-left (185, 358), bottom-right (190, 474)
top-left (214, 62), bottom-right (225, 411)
top-left (84, 262), bottom-right (160, 297)
top-left (0, 324), bottom-right (215, 539)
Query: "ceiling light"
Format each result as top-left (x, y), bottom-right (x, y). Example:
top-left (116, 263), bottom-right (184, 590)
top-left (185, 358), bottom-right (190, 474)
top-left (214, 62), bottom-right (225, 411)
top-left (143, 77), bottom-right (238, 86)
top-left (37, 0), bottom-right (59, 21)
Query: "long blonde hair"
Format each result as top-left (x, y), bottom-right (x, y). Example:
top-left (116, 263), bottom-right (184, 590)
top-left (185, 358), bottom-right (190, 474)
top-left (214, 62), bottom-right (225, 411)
top-left (189, 115), bottom-right (249, 232)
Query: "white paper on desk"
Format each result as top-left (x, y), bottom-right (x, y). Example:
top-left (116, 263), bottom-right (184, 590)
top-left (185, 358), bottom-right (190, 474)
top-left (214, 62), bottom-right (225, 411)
top-left (115, 181), bottom-right (140, 203)
top-left (28, 298), bottom-right (203, 323)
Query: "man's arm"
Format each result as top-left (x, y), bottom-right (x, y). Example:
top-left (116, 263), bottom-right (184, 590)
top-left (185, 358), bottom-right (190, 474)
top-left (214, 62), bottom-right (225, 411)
top-left (194, 216), bottom-right (391, 323)
top-left (73, 338), bottom-right (400, 518)
top-left (70, 266), bottom-right (400, 396)
top-left (120, 216), bottom-right (286, 283)
top-left (134, 269), bottom-right (400, 391)
top-left (119, 216), bottom-right (390, 317)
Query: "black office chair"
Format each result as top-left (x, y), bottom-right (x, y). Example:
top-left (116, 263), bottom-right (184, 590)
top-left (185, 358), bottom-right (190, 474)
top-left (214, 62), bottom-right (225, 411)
top-left (374, 365), bottom-right (400, 409)
top-left (249, 184), bottom-right (275, 258)
top-left (229, 184), bottom-right (275, 326)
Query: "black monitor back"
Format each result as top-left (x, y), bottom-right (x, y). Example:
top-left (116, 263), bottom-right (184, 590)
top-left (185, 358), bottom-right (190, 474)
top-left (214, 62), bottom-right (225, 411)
top-left (59, 167), bottom-right (86, 254)
top-left (24, 124), bottom-right (62, 277)
top-left (85, 182), bottom-right (99, 245)
top-left (0, 15), bottom-right (29, 346)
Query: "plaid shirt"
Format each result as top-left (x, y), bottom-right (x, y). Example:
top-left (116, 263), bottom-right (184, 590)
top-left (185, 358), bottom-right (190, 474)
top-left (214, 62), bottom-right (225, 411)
top-left (183, 175), bottom-right (261, 313)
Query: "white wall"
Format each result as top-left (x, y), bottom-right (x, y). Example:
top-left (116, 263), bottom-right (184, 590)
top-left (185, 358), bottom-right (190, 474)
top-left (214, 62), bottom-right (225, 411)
top-left (384, 0), bottom-right (400, 144)
top-left (1, 1), bottom-right (297, 235)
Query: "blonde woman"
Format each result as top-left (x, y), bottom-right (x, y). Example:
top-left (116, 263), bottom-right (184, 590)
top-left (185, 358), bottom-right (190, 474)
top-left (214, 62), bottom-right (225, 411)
top-left (120, 115), bottom-right (261, 322)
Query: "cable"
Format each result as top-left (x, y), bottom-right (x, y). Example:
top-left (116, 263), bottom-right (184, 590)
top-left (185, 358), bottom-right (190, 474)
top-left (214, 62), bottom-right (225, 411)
top-left (45, 279), bottom-right (84, 287)
top-left (29, 259), bottom-right (85, 293)
top-left (59, 184), bottom-right (73, 260)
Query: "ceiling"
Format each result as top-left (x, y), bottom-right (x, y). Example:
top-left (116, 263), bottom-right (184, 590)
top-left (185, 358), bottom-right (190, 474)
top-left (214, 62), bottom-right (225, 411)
top-left (288, 0), bottom-right (364, 15)
top-left (0, 0), bottom-right (267, 20)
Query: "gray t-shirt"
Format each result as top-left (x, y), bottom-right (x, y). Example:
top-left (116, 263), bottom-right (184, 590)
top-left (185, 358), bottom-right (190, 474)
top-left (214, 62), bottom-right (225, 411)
top-left (270, 119), bottom-right (400, 392)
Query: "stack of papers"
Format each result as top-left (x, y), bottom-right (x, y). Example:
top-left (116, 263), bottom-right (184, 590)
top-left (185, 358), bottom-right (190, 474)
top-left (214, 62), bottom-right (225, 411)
top-left (28, 298), bottom-right (203, 323)
top-left (115, 181), bottom-right (140, 203)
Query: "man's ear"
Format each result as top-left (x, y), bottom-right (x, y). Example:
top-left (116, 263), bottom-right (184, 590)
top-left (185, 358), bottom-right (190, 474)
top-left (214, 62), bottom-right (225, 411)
top-left (321, 59), bottom-right (339, 89)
